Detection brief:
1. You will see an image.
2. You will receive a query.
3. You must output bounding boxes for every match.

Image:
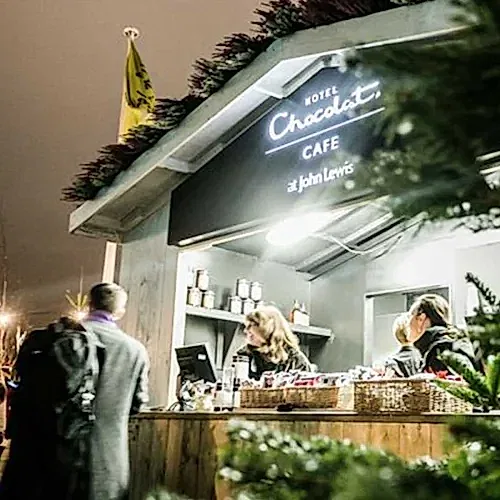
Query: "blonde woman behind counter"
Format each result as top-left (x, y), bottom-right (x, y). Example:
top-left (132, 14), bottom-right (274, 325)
top-left (237, 305), bottom-right (312, 380)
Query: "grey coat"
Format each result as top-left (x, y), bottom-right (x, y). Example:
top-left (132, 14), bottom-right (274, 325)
top-left (82, 320), bottom-right (149, 500)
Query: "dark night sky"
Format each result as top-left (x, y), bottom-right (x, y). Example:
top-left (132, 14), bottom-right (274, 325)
top-left (0, 0), bottom-right (261, 326)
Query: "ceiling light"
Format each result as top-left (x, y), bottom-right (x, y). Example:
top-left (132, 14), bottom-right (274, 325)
top-left (266, 211), bottom-right (334, 247)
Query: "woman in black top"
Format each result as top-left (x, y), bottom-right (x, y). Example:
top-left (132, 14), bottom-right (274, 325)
top-left (407, 294), bottom-right (481, 374)
top-left (237, 305), bottom-right (312, 380)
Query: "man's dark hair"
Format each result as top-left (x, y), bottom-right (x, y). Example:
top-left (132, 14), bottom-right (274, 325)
top-left (89, 283), bottom-right (127, 315)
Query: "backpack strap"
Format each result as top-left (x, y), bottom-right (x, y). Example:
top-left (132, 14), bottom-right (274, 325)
top-left (51, 321), bottom-right (106, 438)
top-left (79, 326), bottom-right (104, 418)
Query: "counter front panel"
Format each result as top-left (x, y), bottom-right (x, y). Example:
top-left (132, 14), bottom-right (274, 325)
top-left (129, 411), bottom-right (454, 500)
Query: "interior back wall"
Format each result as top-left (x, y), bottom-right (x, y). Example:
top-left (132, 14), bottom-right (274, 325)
top-left (310, 224), bottom-right (500, 372)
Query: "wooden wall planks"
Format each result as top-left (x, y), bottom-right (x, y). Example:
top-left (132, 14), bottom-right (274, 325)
top-left (119, 204), bottom-right (181, 405)
top-left (128, 413), bottom-right (455, 500)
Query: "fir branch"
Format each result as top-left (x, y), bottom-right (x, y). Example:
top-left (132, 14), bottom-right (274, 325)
top-left (300, 0), bottom-right (395, 28)
top-left (448, 416), bottom-right (500, 451)
top-left (486, 354), bottom-right (500, 404)
top-left (252, 0), bottom-right (306, 38)
top-left (213, 33), bottom-right (272, 62)
top-left (467, 322), bottom-right (500, 358)
top-left (440, 351), bottom-right (490, 401)
top-left (345, 4), bottom-right (500, 229)
top-left (152, 95), bottom-right (203, 126)
top-left (434, 380), bottom-right (484, 408)
top-left (465, 273), bottom-right (499, 308)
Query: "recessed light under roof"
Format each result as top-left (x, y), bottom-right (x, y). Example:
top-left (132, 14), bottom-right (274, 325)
top-left (266, 211), bottom-right (340, 247)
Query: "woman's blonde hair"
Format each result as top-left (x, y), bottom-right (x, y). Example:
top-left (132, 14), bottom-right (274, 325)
top-left (392, 313), bottom-right (410, 345)
top-left (245, 305), bottom-right (300, 364)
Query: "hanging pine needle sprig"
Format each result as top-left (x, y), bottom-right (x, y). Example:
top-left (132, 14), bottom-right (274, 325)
top-left (213, 33), bottom-right (272, 63)
top-left (300, 0), bottom-right (395, 27)
top-left (189, 58), bottom-right (239, 98)
top-left (252, 0), bottom-right (307, 38)
top-left (189, 35), bottom-right (272, 98)
top-left (465, 273), bottom-right (500, 309)
top-left (152, 95), bottom-right (203, 128)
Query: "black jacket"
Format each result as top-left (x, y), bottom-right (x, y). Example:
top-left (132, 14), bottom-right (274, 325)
top-left (384, 345), bottom-right (423, 378)
top-left (237, 345), bottom-right (312, 380)
top-left (414, 326), bottom-right (481, 374)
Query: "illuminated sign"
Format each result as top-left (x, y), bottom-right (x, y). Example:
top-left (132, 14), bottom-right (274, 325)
top-left (267, 81), bottom-right (382, 144)
top-left (263, 73), bottom-right (384, 196)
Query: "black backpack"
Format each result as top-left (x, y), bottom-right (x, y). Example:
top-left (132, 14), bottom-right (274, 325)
top-left (7, 316), bottom-right (103, 469)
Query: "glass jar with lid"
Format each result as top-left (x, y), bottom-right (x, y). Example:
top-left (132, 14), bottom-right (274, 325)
top-left (201, 290), bottom-right (215, 309)
top-left (229, 296), bottom-right (242, 315)
top-left (196, 269), bottom-right (209, 291)
top-left (187, 287), bottom-right (202, 307)
top-left (236, 278), bottom-right (250, 299)
top-left (242, 298), bottom-right (255, 316)
top-left (232, 354), bottom-right (250, 381)
top-left (250, 282), bottom-right (262, 301)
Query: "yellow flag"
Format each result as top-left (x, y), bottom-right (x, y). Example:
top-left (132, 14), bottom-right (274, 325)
top-left (103, 30), bottom-right (155, 283)
top-left (118, 35), bottom-right (155, 142)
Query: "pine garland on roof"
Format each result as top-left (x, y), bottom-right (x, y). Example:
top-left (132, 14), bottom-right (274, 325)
top-left (62, 0), bottom-right (432, 204)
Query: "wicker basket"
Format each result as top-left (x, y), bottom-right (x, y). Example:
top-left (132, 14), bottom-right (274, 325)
top-left (240, 386), bottom-right (339, 409)
top-left (240, 388), bottom-right (285, 408)
top-left (353, 379), bottom-right (473, 415)
top-left (285, 387), bottom-right (339, 409)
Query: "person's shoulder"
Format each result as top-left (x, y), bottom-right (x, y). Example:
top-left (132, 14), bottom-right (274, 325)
top-left (117, 329), bottom-right (149, 361)
top-left (20, 326), bottom-right (53, 350)
top-left (399, 345), bottom-right (422, 356)
top-left (84, 321), bottom-right (146, 351)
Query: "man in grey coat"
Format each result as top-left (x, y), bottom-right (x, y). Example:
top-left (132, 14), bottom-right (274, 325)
top-left (82, 283), bottom-right (150, 500)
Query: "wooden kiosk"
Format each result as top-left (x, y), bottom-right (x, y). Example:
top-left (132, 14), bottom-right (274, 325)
top-left (68, 1), bottom-right (500, 499)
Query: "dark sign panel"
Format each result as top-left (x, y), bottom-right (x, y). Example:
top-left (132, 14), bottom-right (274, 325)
top-left (169, 67), bottom-right (383, 246)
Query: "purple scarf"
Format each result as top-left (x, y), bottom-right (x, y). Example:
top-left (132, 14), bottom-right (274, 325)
top-left (86, 310), bottom-right (116, 325)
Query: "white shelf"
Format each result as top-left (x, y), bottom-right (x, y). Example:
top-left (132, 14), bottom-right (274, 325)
top-left (185, 305), bottom-right (333, 339)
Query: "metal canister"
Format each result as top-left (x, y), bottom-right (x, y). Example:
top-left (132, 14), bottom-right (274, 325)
top-left (195, 269), bottom-right (209, 291)
top-left (232, 354), bottom-right (250, 381)
top-left (187, 287), bottom-right (202, 307)
top-left (201, 290), bottom-right (215, 309)
top-left (229, 296), bottom-right (242, 315)
top-left (250, 282), bottom-right (262, 301)
top-left (236, 278), bottom-right (250, 299)
top-left (242, 298), bottom-right (255, 316)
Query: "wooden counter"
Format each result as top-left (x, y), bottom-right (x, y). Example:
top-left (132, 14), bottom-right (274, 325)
top-left (128, 410), bottom-right (458, 500)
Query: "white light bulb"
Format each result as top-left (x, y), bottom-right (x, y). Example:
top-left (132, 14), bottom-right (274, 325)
top-left (73, 310), bottom-right (87, 322)
top-left (266, 211), bottom-right (334, 247)
top-left (0, 313), bottom-right (10, 328)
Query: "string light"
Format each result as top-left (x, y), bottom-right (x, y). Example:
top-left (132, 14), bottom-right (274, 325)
top-left (0, 312), bottom-right (11, 328)
top-left (72, 310), bottom-right (87, 322)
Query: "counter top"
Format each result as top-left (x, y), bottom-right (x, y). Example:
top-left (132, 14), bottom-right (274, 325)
top-left (133, 409), bottom-right (496, 423)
